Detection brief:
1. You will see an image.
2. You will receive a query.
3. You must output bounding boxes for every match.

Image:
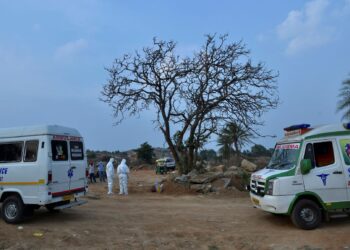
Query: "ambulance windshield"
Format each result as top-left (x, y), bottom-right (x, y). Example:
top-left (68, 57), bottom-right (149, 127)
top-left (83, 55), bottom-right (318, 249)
top-left (267, 143), bottom-right (301, 170)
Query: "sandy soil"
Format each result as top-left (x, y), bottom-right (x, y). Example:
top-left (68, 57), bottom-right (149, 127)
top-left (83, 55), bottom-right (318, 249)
top-left (1, 169), bottom-right (350, 250)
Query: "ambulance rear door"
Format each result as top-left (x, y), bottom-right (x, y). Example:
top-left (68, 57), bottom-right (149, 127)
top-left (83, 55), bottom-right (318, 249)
top-left (50, 135), bottom-right (86, 198)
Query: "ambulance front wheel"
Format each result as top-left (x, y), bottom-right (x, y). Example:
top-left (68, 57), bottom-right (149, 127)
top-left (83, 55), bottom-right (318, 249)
top-left (1, 195), bottom-right (24, 224)
top-left (291, 199), bottom-right (322, 230)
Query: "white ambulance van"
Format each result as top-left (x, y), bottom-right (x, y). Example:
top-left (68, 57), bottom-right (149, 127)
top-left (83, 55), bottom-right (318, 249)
top-left (250, 123), bottom-right (350, 229)
top-left (0, 125), bottom-right (88, 224)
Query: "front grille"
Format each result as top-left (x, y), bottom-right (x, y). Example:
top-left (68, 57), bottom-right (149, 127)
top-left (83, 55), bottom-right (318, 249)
top-left (250, 179), bottom-right (265, 197)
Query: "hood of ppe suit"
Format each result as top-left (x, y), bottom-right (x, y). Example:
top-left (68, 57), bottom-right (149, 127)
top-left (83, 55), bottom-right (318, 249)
top-left (117, 159), bottom-right (129, 175)
top-left (106, 158), bottom-right (115, 176)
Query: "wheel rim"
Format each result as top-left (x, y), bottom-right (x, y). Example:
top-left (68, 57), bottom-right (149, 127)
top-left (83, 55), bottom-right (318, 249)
top-left (5, 202), bottom-right (18, 220)
top-left (300, 207), bottom-right (315, 222)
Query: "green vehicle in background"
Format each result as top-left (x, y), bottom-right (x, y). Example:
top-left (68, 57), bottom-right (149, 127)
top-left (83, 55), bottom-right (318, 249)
top-left (155, 157), bottom-right (176, 174)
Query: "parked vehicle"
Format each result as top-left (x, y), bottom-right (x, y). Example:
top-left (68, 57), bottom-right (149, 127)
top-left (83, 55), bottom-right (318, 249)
top-left (250, 123), bottom-right (350, 229)
top-left (0, 125), bottom-right (88, 223)
top-left (155, 157), bottom-right (176, 174)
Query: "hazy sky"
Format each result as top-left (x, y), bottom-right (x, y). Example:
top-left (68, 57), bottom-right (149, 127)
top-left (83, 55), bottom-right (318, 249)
top-left (0, 0), bottom-right (349, 151)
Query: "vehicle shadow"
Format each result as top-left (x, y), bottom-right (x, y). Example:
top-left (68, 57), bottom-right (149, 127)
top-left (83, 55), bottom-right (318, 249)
top-left (20, 207), bottom-right (90, 225)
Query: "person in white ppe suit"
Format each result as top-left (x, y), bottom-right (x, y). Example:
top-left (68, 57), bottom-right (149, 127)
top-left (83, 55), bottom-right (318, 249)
top-left (106, 158), bottom-right (115, 195)
top-left (117, 159), bottom-right (130, 195)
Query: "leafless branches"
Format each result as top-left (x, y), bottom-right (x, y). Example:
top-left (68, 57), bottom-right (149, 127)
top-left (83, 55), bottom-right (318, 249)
top-left (101, 34), bottom-right (279, 173)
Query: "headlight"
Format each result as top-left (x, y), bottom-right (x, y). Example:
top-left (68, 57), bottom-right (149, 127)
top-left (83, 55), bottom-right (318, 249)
top-left (266, 180), bottom-right (274, 195)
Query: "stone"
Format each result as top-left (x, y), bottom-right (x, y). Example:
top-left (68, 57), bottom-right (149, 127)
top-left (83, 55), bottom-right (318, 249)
top-left (227, 166), bottom-right (238, 171)
top-left (209, 165), bottom-right (225, 172)
top-left (187, 169), bottom-right (200, 178)
top-left (241, 159), bottom-right (257, 172)
top-left (190, 172), bottom-right (223, 184)
top-left (223, 178), bottom-right (232, 189)
top-left (223, 170), bottom-right (236, 178)
top-left (175, 175), bottom-right (189, 184)
top-left (190, 184), bottom-right (204, 192)
top-left (190, 184), bottom-right (212, 193)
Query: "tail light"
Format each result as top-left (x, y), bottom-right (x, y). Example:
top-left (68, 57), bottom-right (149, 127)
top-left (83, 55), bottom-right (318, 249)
top-left (48, 171), bottom-right (52, 184)
top-left (85, 169), bottom-right (89, 178)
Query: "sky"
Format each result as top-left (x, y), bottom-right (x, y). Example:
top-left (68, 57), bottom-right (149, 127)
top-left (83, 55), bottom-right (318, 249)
top-left (0, 0), bottom-right (349, 152)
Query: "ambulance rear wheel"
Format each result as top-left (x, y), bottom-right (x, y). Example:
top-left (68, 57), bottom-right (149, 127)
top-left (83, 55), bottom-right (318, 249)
top-left (1, 195), bottom-right (24, 224)
top-left (291, 199), bottom-right (322, 230)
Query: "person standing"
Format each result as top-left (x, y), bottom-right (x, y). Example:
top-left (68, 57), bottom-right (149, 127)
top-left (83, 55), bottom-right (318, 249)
top-left (106, 158), bottom-right (115, 195)
top-left (117, 159), bottom-right (130, 195)
top-left (97, 161), bottom-right (105, 182)
top-left (88, 161), bottom-right (96, 183)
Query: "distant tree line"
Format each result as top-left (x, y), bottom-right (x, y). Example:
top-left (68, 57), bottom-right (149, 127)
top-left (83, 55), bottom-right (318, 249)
top-left (87, 140), bottom-right (273, 166)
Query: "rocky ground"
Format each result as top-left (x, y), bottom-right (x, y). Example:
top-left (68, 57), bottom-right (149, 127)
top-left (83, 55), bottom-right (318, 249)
top-left (0, 169), bottom-right (350, 250)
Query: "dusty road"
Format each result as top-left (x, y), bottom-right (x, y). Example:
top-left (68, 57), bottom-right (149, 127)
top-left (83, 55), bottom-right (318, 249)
top-left (1, 170), bottom-right (350, 250)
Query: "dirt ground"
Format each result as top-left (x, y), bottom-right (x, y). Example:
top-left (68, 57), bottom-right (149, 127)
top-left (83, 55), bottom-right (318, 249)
top-left (1, 170), bottom-right (350, 250)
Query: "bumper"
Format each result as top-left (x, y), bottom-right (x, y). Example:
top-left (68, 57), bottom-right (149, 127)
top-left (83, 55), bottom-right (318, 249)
top-left (54, 199), bottom-right (88, 210)
top-left (250, 192), bottom-right (295, 214)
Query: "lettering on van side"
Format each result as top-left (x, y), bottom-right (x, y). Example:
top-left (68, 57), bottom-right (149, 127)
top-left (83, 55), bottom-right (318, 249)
top-left (0, 168), bottom-right (8, 182)
top-left (53, 135), bottom-right (81, 141)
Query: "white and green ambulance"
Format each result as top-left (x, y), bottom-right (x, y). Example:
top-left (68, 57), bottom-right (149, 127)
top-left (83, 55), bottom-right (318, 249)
top-left (250, 123), bottom-right (350, 229)
top-left (0, 125), bottom-right (88, 224)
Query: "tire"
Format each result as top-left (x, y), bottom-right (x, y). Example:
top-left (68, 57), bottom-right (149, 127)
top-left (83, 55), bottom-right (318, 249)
top-left (291, 199), bottom-right (322, 230)
top-left (1, 195), bottom-right (25, 224)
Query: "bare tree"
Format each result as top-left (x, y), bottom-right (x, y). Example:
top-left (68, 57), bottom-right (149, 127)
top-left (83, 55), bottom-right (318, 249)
top-left (101, 34), bottom-right (279, 174)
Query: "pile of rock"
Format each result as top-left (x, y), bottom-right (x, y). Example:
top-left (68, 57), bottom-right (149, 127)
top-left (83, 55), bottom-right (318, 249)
top-left (173, 159), bottom-right (258, 194)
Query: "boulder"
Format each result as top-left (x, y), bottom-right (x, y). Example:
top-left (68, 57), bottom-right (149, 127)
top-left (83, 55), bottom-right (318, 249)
top-left (241, 159), bottom-right (257, 172)
top-left (211, 178), bottom-right (232, 192)
top-left (187, 169), bottom-right (200, 178)
top-left (190, 184), bottom-right (212, 193)
top-left (190, 172), bottom-right (224, 184)
top-left (175, 175), bottom-right (189, 184)
top-left (223, 178), bottom-right (232, 189)
top-left (230, 173), bottom-right (250, 191)
top-left (209, 165), bottom-right (225, 173)
top-left (223, 166), bottom-right (242, 178)
top-left (227, 166), bottom-right (238, 171)
top-left (190, 184), bottom-right (204, 192)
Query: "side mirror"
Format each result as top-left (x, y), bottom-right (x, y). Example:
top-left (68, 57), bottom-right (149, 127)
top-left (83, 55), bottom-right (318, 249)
top-left (300, 159), bottom-right (312, 175)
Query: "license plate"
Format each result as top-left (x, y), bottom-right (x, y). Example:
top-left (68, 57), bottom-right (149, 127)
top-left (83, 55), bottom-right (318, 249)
top-left (252, 197), bottom-right (260, 206)
top-left (63, 194), bottom-right (73, 201)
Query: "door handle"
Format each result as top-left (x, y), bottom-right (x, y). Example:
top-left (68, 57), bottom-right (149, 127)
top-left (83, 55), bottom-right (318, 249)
top-left (333, 171), bottom-right (343, 174)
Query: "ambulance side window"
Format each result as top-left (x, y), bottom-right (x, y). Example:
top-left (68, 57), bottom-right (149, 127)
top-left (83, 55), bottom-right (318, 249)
top-left (70, 141), bottom-right (84, 160)
top-left (24, 140), bottom-right (39, 162)
top-left (0, 142), bottom-right (23, 163)
top-left (313, 141), bottom-right (334, 167)
top-left (51, 140), bottom-right (68, 161)
top-left (304, 143), bottom-right (315, 168)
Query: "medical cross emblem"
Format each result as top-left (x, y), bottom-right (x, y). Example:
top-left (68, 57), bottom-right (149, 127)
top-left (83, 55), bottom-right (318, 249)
top-left (317, 173), bottom-right (329, 186)
top-left (68, 168), bottom-right (74, 178)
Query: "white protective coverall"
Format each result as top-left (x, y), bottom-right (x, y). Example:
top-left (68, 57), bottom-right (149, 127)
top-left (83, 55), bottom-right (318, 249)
top-left (106, 158), bottom-right (115, 194)
top-left (117, 159), bottom-right (130, 195)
